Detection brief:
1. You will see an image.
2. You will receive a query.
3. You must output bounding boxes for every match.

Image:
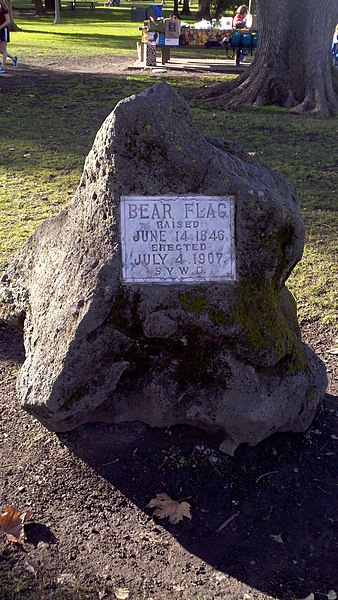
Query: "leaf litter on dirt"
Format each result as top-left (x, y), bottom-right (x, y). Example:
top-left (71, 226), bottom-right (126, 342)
top-left (147, 493), bottom-right (192, 524)
top-left (0, 504), bottom-right (32, 544)
top-left (216, 511), bottom-right (239, 532)
top-left (114, 588), bottom-right (130, 599)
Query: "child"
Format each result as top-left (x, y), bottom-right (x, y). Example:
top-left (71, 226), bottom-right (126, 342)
top-left (233, 5), bottom-right (248, 29)
top-left (0, 0), bottom-right (18, 73)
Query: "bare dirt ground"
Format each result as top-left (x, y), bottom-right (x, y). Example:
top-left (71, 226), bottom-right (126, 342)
top-left (0, 52), bottom-right (243, 78)
top-left (1, 318), bottom-right (337, 600)
top-left (0, 55), bottom-right (337, 600)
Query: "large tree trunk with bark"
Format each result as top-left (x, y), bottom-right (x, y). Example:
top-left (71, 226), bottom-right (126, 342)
top-left (198, 0), bottom-right (338, 116)
top-left (195, 0), bottom-right (211, 21)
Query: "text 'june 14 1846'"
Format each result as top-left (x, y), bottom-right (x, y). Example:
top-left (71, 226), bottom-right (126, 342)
top-left (120, 195), bottom-right (236, 284)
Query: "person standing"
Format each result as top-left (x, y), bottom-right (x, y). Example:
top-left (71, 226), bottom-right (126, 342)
top-left (0, 0), bottom-right (18, 73)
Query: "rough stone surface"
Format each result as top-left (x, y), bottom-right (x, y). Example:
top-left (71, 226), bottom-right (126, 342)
top-left (0, 82), bottom-right (327, 453)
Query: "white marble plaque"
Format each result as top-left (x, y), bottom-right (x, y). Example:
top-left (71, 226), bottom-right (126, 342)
top-left (120, 195), bottom-right (236, 283)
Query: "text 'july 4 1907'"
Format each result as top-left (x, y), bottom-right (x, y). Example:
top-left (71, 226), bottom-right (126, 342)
top-left (120, 195), bottom-right (236, 284)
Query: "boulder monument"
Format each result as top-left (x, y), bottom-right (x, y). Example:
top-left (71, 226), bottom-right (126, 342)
top-left (0, 83), bottom-right (327, 454)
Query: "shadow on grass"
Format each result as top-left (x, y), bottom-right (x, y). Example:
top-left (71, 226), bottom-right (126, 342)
top-left (0, 64), bottom-right (154, 171)
top-left (19, 29), bottom-right (137, 51)
top-left (0, 63), bottom-right (218, 178)
top-left (14, 5), bottom-right (168, 28)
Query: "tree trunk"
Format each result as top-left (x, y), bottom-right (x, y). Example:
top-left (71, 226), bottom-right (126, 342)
top-left (54, 0), bottom-right (61, 23)
top-left (248, 0), bottom-right (256, 14)
top-left (198, 0), bottom-right (338, 116)
top-left (172, 0), bottom-right (180, 18)
top-left (180, 0), bottom-right (191, 17)
top-left (8, 0), bottom-right (21, 31)
top-left (195, 0), bottom-right (211, 21)
top-left (34, 0), bottom-right (46, 13)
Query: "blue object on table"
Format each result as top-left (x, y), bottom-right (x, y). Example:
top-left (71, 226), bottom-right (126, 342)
top-left (145, 5), bottom-right (157, 18)
top-left (242, 32), bottom-right (252, 47)
top-left (231, 30), bottom-right (242, 47)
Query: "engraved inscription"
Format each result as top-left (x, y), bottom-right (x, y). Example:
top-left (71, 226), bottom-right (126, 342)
top-left (120, 195), bottom-right (236, 283)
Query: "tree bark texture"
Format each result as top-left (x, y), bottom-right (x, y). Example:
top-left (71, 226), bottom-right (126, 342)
top-left (54, 0), bottom-right (61, 24)
top-left (172, 0), bottom-right (180, 17)
top-left (201, 0), bottom-right (338, 116)
top-left (180, 0), bottom-right (191, 18)
top-left (34, 0), bottom-right (46, 13)
top-left (195, 0), bottom-right (211, 22)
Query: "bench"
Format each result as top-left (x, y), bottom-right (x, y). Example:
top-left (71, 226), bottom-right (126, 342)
top-left (12, 6), bottom-right (36, 10)
top-left (69, 1), bottom-right (96, 10)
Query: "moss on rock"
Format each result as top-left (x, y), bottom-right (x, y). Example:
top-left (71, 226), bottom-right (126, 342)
top-left (179, 293), bottom-right (206, 314)
top-left (231, 281), bottom-right (307, 369)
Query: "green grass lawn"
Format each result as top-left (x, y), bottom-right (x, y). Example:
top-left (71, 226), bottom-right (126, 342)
top-left (13, 5), bottom-right (152, 56)
top-left (12, 2), bottom-right (198, 57)
top-left (12, 3), bottom-right (232, 58)
top-left (1, 9), bottom-right (337, 326)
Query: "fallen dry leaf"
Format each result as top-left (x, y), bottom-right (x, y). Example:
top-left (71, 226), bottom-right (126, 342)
top-left (114, 588), bottom-right (129, 599)
top-left (0, 505), bottom-right (32, 544)
top-left (148, 493), bottom-right (191, 524)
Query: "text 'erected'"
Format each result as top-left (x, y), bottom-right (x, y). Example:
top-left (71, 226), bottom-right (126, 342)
top-left (120, 195), bottom-right (236, 283)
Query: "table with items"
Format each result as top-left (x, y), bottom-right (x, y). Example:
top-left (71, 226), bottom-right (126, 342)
top-left (179, 27), bottom-right (257, 64)
top-left (138, 18), bottom-right (258, 67)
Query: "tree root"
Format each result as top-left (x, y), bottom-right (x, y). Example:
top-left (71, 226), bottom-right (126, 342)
top-left (291, 84), bottom-right (338, 117)
top-left (192, 59), bottom-right (338, 117)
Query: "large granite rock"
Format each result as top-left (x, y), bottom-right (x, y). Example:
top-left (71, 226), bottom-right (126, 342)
top-left (0, 83), bottom-right (327, 454)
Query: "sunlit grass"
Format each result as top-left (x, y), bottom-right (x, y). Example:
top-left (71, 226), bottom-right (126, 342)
top-left (13, 9), bottom-right (143, 56)
top-left (289, 241), bottom-right (337, 325)
top-left (12, 2), bottom-right (187, 56)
